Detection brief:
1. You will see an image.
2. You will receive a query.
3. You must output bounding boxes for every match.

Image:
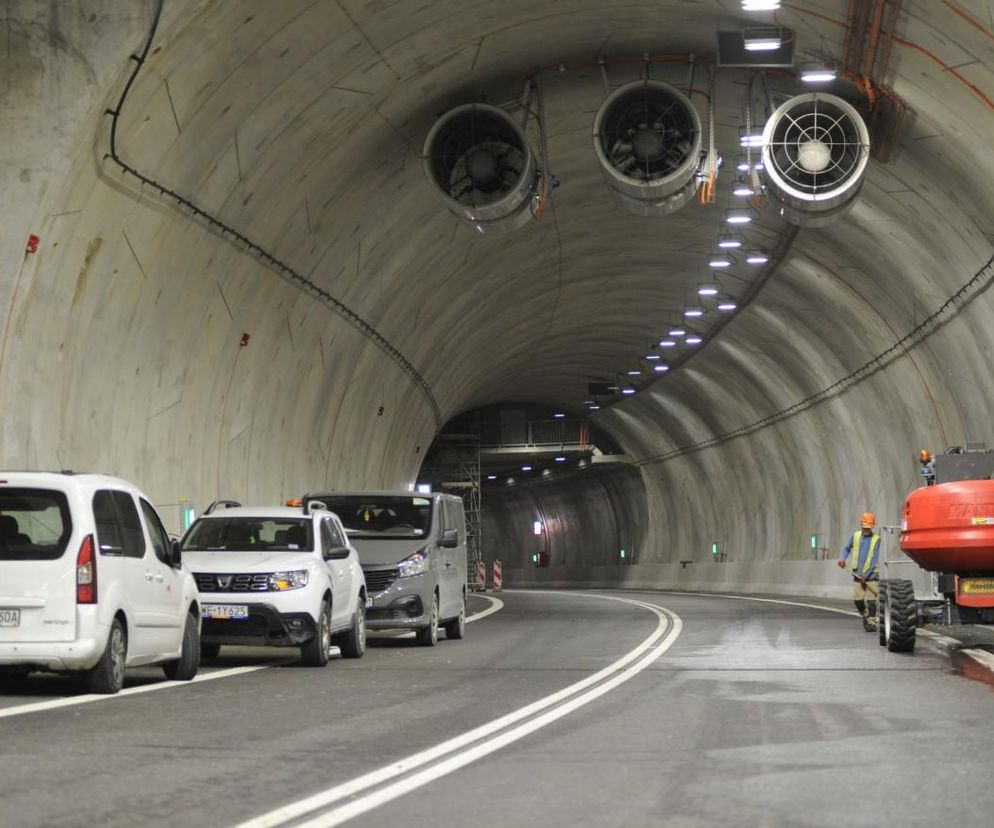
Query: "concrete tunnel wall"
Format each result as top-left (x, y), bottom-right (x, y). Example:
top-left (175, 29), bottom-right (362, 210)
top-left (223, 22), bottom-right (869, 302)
top-left (3, 1), bottom-right (994, 601)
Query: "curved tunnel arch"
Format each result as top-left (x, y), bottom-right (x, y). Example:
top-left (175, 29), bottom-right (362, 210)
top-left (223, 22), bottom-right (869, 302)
top-left (3, 1), bottom-right (994, 599)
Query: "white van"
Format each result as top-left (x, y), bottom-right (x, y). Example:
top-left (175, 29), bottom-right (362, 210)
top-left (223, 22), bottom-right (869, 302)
top-left (303, 491), bottom-right (468, 646)
top-left (0, 472), bottom-right (201, 693)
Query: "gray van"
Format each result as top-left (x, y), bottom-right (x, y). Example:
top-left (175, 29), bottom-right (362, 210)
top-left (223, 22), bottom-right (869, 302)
top-left (302, 491), bottom-right (467, 646)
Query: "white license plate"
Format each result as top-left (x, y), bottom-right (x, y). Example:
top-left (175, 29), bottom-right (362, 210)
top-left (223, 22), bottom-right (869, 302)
top-left (202, 604), bottom-right (249, 620)
top-left (0, 609), bottom-right (20, 627)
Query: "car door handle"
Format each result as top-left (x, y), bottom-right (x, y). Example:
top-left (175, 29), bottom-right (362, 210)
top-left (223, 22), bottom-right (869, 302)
top-left (444, 561), bottom-right (453, 568)
top-left (154, 574), bottom-right (164, 583)
top-left (144, 571), bottom-right (154, 581)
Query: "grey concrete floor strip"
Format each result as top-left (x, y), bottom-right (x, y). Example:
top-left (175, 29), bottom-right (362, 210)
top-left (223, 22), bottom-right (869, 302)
top-left (234, 591), bottom-right (681, 828)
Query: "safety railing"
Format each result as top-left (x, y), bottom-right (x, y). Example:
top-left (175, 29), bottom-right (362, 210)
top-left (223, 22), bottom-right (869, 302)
top-left (480, 419), bottom-right (588, 449)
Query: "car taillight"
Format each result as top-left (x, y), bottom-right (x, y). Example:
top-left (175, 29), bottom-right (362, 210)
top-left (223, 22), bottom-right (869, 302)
top-left (77, 534), bottom-right (97, 604)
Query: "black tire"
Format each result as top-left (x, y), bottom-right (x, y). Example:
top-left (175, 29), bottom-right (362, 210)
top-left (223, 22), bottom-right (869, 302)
top-left (301, 599), bottom-right (332, 666)
top-left (877, 581), bottom-right (889, 647)
top-left (200, 643), bottom-right (221, 660)
top-left (443, 593), bottom-right (466, 640)
top-left (885, 578), bottom-right (917, 653)
top-left (163, 611), bottom-right (200, 681)
top-left (339, 598), bottom-right (366, 659)
top-left (88, 618), bottom-right (127, 694)
top-left (415, 593), bottom-right (439, 647)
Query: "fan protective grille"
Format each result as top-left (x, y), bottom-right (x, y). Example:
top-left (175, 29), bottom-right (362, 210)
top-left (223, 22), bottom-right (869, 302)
top-left (594, 80), bottom-right (701, 187)
top-left (762, 93), bottom-right (870, 205)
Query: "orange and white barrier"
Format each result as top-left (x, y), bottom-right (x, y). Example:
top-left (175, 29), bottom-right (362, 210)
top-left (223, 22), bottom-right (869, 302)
top-left (493, 560), bottom-right (503, 591)
top-left (475, 560), bottom-right (486, 589)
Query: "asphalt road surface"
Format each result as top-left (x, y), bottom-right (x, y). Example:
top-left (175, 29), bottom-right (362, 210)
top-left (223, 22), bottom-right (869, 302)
top-left (2, 590), bottom-right (994, 827)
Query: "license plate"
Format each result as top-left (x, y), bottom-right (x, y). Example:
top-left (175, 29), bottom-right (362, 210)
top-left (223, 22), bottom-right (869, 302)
top-left (961, 578), bottom-right (994, 595)
top-left (202, 604), bottom-right (249, 620)
top-left (0, 609), bottom-right (19, 627)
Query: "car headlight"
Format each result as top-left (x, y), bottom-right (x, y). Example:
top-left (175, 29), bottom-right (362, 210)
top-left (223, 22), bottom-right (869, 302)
top-left (269, 570), bottom-right (309, 591)
top-left (398, 548), bottom-right (429, 578)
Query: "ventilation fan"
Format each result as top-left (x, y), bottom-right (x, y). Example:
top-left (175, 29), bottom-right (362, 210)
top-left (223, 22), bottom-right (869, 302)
top-left (423, 103), bottom-right (538, 233)
top-left (593, 80), bottom-right (702, 217)
top-left (761, 93), bottom-right (870, 227)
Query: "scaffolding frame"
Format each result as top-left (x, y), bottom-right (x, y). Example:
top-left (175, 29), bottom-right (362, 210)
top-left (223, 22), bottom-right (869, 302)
top-left (423, 431), bottom-right (484, 591)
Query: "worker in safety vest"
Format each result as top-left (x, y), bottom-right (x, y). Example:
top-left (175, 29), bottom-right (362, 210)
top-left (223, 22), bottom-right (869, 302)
top-left (837, 512), bottom-right (881, 631)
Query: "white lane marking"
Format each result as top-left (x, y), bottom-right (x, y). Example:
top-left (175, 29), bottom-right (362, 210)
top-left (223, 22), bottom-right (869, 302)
top-left (236, 591), bottom-right (681, 828)
top-left (0, 662), bottom-right (289, 721)
top-left (466, 594), bottom-right (503, 622)
top-left (0, 597), bottom-right (505, 717)
top-left (654, 590), bottom-right (860, 617)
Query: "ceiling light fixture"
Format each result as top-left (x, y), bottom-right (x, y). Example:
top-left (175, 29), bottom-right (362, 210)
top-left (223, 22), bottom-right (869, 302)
top-left (739, 132), bottom-right (764, 148)
top-left (743, 26), bottom-right (784, 51)
top-left (735, 156), bottom-right (764, 172)
top-left (800, 63), bottom-right (837, 84)
top-left (732, 176), bottom-right (755, 197)
top-left (555, 456), bottom-right (566, 463)
top-left (658, 339), bottom-right (677, 347)
top-left (717, 301), bottom-right (738, 311)
top-left (718, 233), bottom-right (744, 249)
top-left (745, 250), bottom-right (770, 265)
top-left (553, 412), bottom-right (565, 418)
top-left (627, 369), bottom-right (642, 376)
top-left (686, 336), bottom-right (703, 345)
top-left (742, 0), bottom-right (781, 9)
top-left (487, 474), bottom-right (497, 480)
top-left (725, 207), bottom-right (755, 225)
top-left (684, 306), bottom-right (705, 318)
top-left (708, 253), bottom-right (734, 269)
top-left (621, 387), bottom-right (637, 396)
top-left (589, 404), bottom-right (601, 410)
top-left (668, 328), bottom-right (687, 337)
top-left (645, 354), bottom-right (661, 360)
top-left (698, 282), bottom-right (720, 297)
top-left (522, 465), bottom-right (533, 472)
top-left (653, 364), bottom-right (670, 373)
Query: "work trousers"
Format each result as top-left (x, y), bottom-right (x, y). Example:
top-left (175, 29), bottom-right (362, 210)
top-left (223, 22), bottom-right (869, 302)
top-left (852, 578), bottom-right (880, 601)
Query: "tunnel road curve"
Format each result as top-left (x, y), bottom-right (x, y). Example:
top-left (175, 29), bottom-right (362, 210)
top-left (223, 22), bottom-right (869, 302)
top-left (0, 591), bottom-right (672, 827)
top-left (5, 590), bottom-right (994, 827)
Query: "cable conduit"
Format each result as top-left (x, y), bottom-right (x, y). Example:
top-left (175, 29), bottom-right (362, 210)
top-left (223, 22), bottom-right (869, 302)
top-left (103, 0), bottom-right (442, 426)
top-left (635, 252), bottom-right (994, 467)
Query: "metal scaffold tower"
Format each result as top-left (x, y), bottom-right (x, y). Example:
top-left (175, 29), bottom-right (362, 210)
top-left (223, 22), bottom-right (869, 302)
top-left (423, 430), bottom-right (484, 591)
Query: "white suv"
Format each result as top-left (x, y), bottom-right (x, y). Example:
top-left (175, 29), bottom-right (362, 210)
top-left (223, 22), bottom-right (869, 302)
top-left (0, 472), bottom-right (202, 694)
top-left (181, 501), bottom-right (366, 666)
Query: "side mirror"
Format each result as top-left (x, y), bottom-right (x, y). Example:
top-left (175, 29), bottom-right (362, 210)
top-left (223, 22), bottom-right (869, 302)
top-left (323, 544), bottom-right (351, 560)
top-left (170, 539), bottom-right (183, 568)
top-left (440, 528), bottom-right (459, 548)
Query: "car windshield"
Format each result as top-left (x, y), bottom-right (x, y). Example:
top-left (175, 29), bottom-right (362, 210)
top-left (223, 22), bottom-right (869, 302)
top-left (318, 496), bottom-right (432, 539)
top-left (0, 488), bottom-right (72, 561)
top-left (181, 517), bottom-right (313, 551)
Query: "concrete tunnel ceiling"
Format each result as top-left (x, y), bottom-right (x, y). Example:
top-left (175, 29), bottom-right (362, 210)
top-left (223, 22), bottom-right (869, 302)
top-left (4, 0), bottom-right (994, 578)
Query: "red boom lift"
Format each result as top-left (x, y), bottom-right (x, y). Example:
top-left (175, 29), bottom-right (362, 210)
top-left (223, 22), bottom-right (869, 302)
top-left (879, 443), bottom-right (994, 652)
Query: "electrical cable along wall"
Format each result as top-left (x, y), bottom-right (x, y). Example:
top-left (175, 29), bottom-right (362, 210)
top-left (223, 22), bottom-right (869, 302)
top-left (103, 0), bottom-right (442, 427)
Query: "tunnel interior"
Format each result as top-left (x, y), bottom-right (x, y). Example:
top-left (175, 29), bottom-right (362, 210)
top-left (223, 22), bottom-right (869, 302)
top-left (3, 0), bottom-right (994, 599)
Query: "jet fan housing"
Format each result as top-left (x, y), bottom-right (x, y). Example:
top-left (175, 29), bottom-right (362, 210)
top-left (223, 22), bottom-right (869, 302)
top-left (423, 103), bottom-right (539, 233)
top-left (592, 80), bottom-right (702, 217)
top-left (761, 92), bottom-right (871, 227)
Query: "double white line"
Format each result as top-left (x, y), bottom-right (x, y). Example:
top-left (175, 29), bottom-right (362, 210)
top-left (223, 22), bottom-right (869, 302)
top-left (236, 591), bottom-right (682, 828)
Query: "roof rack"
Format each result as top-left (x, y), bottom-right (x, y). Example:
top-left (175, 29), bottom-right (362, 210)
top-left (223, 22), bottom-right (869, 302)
top-left (203, 499), bottom-right (241, 515)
